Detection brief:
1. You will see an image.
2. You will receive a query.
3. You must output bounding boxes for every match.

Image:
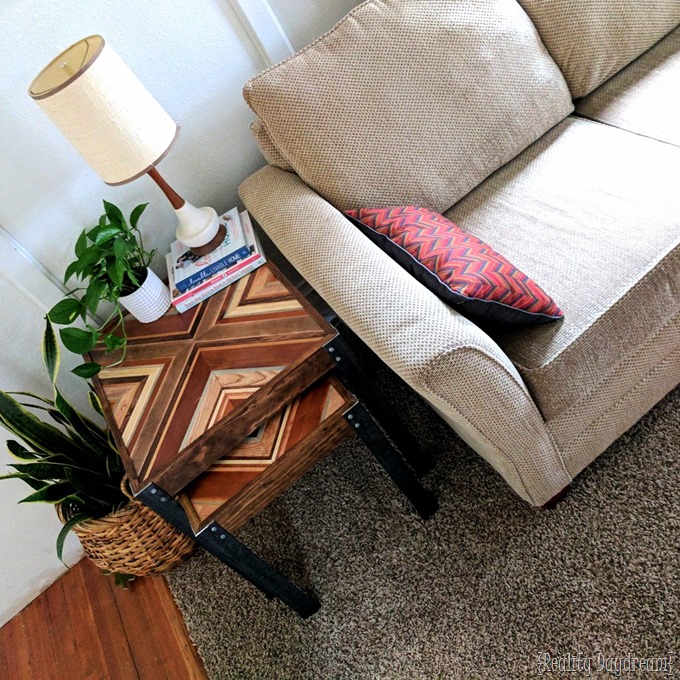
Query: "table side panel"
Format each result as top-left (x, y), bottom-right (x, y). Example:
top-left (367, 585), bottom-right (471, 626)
top-left (181, 376), bottom-right (356, 533)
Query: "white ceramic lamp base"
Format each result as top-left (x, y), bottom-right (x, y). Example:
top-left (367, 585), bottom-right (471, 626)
top-left (175, 202), bottom-right (225, 255)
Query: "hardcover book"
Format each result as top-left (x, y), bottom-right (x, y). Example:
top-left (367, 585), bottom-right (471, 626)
top-left (167, 210), bottom-right (266, 313)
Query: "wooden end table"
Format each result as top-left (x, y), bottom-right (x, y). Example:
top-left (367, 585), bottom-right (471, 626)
top-left (89, 262), bottom-right (437, 617)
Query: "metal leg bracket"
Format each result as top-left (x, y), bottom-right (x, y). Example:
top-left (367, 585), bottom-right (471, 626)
top-left (325, 334), bottom-right (435, 477)
top-left (343, 403), bottom-right (439, 520)
top-left (137, 484), bottom-right (320, 618)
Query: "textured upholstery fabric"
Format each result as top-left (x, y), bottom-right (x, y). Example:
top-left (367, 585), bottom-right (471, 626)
top-left (239, 166), bottom-right (572, 506)
top-left (549, 315), bottom-right (680, 477)
top-left (250, 119), bottom-right (294, 172)
top-left (576, 26), bottom-right (680, 147)
top-left (445, 117), bottom-right (680, 458)
top-left (243, 0), bottom-right (573, 212)
top-left (517, 0), bottom-right (680, 98)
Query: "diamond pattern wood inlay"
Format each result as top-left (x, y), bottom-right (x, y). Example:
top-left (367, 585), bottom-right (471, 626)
top-left (90, 263), bottom-right (337, 495)
top-left (182, 376), bottom-right (355, 532)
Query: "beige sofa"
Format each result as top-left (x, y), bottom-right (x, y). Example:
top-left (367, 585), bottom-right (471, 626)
top-left (239, 0), bottom-right (680, 506)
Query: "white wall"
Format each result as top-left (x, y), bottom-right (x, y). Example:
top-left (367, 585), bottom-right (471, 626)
top-left (0, 0), bottom-right (357, 627)
top-left (267, 0), bottom-right (361, 50)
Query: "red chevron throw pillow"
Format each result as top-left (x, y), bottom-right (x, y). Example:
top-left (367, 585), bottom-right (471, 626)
top-left (344, 206), bottom-right (563, 326)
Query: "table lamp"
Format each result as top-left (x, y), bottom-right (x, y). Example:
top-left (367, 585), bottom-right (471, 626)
top-left (29, 34), bottom-right (225, 255)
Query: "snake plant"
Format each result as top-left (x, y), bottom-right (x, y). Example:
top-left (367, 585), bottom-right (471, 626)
top-left (0, 317), bottom-right (127, 560)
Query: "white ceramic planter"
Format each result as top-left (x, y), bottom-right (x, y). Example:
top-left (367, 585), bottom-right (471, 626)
top-left (118, 268), bottom-right (171, 323)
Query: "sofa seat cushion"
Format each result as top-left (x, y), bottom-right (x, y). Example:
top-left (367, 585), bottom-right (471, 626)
top-left (243, 0), bottom-right (572, 213)
top-left (517, 0), bottom-right (680, 98)
top-left (575, 26), bottom-right (680, 147)
top-left (444, 117), bottom-right (680, 423)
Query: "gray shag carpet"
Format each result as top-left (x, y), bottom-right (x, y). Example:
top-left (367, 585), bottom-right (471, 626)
top-left (166, 368), bottom-right (679, 679)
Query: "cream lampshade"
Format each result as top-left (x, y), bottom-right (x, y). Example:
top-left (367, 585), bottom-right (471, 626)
top-left (29, 35), bottom-right (224, 255)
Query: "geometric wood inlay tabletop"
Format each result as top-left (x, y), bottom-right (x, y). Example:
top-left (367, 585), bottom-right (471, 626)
top-left (90, 263), bottom-right (338, 495)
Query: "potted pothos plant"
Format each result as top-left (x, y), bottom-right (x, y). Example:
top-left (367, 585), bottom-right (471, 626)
top-left (48, 200), bottom-right (170, 378)
top-left (0, 318), bottom-right (193, 583)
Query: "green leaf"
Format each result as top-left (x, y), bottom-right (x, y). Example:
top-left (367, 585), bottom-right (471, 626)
top-left (6, 399), bottom-right (69, 428)
top-left (0, 472), bottom-right (35, 481)
top-left (84, 277), bottom-right (105, 316)
top-left (103, 200), bottom-right (124, 226)
top-left (63, 261), bottom-right (81, 285)
top-left (129, 203), bottom-right (148, 229)
top-left (64, 466), bottom-right (120, 494)
top-left (54, 388), bottom-right (110, 453)
top-left (124, 268), bottom-right (142, 291)
top-left (7, 440), bottom-right (39, 460)
top-left (107, 250), bottom-right (126, 289)
top-left (0, 472), bottom-right (46, 490)
top-left (103, 334), bottom-right (126, 352)
top-left (113, 573), bottom-right (135, 588)
top-left (47, 298), bottom-right (82, 325)
top-left (74, 230), bottom-right (88, 258)
top-left (89, 391), bottom-right (104, 416)
top-left (56, 512), bottom-right (91, 562)
top-left (94, 225), bottom-right (124, 246)
top-left (113, 237), bottom-right (132, 259)
top-left (8, 461), bottom-right (74, 481)
top-left (19, 481), bottom-right (73, 504)
top-left (8, 392), bottom-right (53, 407)
top-left (47, 408), bottom-right (69, 427)
top-left (0, 391), bottom-right (83, 458)
top-left (105, 450), bottom-right (122, 478)
top-left (41, 317), bottom-right (61, 387)
top-left (53, 389), bottom-right (76, 425)
top-left (59, 327), bottom-right (98, 355)
top-left (76, 245), bottom-right (105, 277)
top-left (72, 362), bottom-right (101, 379)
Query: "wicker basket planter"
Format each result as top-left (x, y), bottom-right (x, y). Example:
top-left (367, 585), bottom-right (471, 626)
top-left (57, 489), bottom-right (194, 577)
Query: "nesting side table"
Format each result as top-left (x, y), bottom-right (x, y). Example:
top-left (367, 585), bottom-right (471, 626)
top-left (89, 262), bottom-right (437, 617)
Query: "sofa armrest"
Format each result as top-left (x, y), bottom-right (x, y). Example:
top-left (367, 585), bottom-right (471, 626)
top-left (239, 166), bottom-right (571, 505)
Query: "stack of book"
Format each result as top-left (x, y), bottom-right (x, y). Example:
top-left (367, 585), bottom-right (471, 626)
top-left (166, 208), bottom-right (266, 313)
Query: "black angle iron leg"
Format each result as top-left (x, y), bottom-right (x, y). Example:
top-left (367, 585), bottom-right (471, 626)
top-left (137, 485), bottom-right (320, 618)
top-left (325, 334), bottom-right (435, 477)
top-left (344, 403), bottom-right (439, 520)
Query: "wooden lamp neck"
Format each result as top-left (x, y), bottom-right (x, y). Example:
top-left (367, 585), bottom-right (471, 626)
top-left (147, 167), bottom-right (186, 210)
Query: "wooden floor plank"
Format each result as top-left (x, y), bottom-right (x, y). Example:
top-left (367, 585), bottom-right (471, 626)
top-left (63, 565), bottom-right (112, 680)
top-left (42, 579), bottom-right (86, 679)
top-left (2, 617), bottom-right (32, 679)
top-left (150, 576), bottom-right (208, 680)
top-left (133, 575), bottom-right (208, 680)
top-left (0, 558), bottom-right (207, 680)
top-left (110, 574), bottom-right (169, 679)
top-left (80, 559), bottom-right (139, 679)
top-left (20, 597), bottom-right (59, 680)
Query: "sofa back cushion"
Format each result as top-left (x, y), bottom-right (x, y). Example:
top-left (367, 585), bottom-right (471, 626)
top-left (250, 119), bottom-right (295, 172)
top-left (243, 0), bottom-right (573, 212)
top-left (517, 0), bottom-right (680, 98)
